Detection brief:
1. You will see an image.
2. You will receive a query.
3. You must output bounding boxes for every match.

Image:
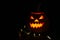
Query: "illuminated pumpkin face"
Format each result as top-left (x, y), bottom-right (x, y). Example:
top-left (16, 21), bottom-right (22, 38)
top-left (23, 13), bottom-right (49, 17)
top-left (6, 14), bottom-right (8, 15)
top-left (29, 12), bottom-right (49, 32)
top-left (30, 15), bottom-right (44, 28)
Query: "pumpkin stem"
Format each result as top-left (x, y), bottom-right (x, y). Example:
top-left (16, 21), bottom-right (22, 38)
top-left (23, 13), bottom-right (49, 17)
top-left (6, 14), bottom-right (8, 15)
top-left (37, 3), bottom-right (41, 11)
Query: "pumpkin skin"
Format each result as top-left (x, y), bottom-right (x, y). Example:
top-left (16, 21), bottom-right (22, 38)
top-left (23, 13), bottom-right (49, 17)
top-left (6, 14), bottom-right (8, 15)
top-left (27, 12), bottom-right (49, 33)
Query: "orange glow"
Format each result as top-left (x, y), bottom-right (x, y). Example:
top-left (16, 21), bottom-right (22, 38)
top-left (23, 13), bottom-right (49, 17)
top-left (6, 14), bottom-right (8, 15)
top-left (34, 19), bottom-right (39, 22)
top-left (39, 15), bottom-right (44, 19)
top-left (32, 13), bottom-right (41, 14)
top-left (30, 16), bottom-right (34, 19)
top-left (32, 12), bottom-right (44, 14)
top-left (30, 23), bottom-right (44, 29)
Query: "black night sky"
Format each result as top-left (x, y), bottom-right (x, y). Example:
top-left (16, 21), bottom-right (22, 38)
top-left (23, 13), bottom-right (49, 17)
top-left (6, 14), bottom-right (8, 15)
top-left (16, 0), bottom-right (56, 40)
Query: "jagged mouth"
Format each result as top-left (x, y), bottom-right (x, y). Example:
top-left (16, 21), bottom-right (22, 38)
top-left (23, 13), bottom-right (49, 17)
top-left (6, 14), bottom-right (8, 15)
top-left (29, 22), bottom-right (44, 28)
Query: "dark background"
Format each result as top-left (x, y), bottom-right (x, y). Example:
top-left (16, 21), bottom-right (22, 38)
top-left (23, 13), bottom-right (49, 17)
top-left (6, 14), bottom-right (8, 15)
top-left (16, 0), bottom-right (56, 40)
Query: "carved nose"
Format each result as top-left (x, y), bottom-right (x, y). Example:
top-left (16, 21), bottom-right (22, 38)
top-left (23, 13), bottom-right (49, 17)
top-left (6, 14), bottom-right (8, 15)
top-left (34, 19), bottom-right (39, 22)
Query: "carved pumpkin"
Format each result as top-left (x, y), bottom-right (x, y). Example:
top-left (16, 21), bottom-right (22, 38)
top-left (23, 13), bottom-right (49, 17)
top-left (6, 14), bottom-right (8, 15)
top-left (28, 12), bottom-right (49, 32)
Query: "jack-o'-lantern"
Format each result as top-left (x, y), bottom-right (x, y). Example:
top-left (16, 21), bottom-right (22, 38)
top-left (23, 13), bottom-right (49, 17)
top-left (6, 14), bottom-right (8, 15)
top-left (28, 12), bottom-right (49, 32)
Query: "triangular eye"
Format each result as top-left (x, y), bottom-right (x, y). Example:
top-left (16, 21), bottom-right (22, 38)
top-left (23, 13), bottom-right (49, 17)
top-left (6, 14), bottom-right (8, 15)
top-left (30, 16), bottom-right (34, 19)
top-left (39, 15), bottom-right (44, 19)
